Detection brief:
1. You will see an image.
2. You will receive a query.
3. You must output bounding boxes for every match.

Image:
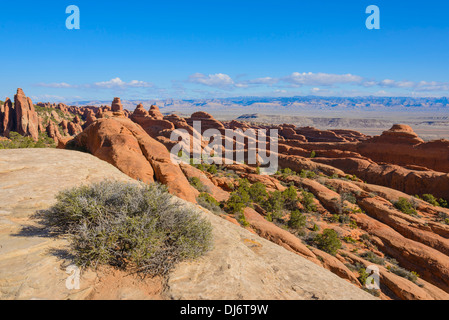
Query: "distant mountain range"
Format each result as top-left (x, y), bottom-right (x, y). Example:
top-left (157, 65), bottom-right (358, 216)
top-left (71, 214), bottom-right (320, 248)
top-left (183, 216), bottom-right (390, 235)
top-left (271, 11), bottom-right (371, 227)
top-left (70, 96), bottom-right (449, 114)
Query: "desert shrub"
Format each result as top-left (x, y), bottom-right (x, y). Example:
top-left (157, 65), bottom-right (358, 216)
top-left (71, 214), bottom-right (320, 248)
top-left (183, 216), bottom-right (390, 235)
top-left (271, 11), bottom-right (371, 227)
top-left (343, 236), bottom-right (357, 244)
top-left (439, 198), bottom-right (449, 208)
top-left (419, 194), bottom-right (439, 206)
top-left (189, 177), bottom-right (207, 192)
top-left (387, 265), bottom-right (419, 283)
top-left (288, 210), bottom-right (306, 230)
top-left (277, 167), bottom-right (296, 177)
top-left (394, 197), bottom-right (417, 216)
top-left (358, 268), bottom-right (369, 285)
top-left (313, 229), bottom-right (342, 256)
top-left (41, 181), bottom-right (213, 276)
top-left (341, 192), bottom-right (357, 204)
top-left (282, 185), bottom-right (299, 210)
top-left (197, 193), bottom-right (222, 214)
top-left (361, 251), bottom-right (385, 266)
top-left (330, 214), bottom-right (340, 223)
top-left (299, 170), bottom-right (317, 179)
top-left (248, 182), bottom-right (268, 204)
top-left (224, 179), bottom-right (252, 214)
top-left (418, 194), bottom-right (449, 208)
top-left (339, 214), bottom-right (351, 225)
top-left (0, 132), bottom-right (55, 149)
top-left (301, 190), bottom-right (317, 212)
top-left (310, 150), bottom-right (316, 158)
top-left (349, 219), bottom-right (358, 229)
top-left (263, 190), bottom-right (284, 219)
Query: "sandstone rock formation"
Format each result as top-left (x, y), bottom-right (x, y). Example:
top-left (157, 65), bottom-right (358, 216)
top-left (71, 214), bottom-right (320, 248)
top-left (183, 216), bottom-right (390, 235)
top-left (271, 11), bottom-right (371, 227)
top-left (74, 117), bottom-right (197, 203)
top-left (14, 89), bottom-right (39, 141)
top-left (0, 149), bottom-right (375, 300)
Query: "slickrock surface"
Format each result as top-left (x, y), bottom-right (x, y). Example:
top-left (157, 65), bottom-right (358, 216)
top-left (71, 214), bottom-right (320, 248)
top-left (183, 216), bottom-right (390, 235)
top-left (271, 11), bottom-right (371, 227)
top-left (0, 149), bottom-right (375, 300)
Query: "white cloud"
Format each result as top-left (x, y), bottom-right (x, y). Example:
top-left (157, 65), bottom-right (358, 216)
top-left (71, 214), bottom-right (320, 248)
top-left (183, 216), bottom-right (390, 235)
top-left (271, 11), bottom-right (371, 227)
top-left (35, 78), bottom-right (153, 90)
top-left (188, 73), bottom-right (235, 88)
top-left (35, 82), bottom-right (73, 88)
top-left (284, 72), bottom-right (364, 86)
top-left (93, 78), bottom-right (153, 89)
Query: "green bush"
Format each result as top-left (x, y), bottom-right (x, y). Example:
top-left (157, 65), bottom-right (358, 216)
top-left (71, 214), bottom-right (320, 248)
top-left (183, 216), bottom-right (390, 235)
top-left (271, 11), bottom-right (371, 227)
top-left (358, 268), bottom-right (369, 285)
top-left (197, 193), bottom-right (223, 214)
top-left (299, 170), bottom-right (317, 179)
top-left (263, 190), bottom-right (284, 219)
top-left (361, 251), bottom-right (385, 266)
top-left (41, 181), bottom-right (213, 276)
top-left (313, 229), bottom-right (342, 256)
top-left (301, 190), bottom-right (317, 212)
top-left (189, 177), bottom-right (207, 192)
top-left (418, 194), bottom-right (449, 208)
top-left (288, 210), bottom-right (306, 230)
top-left (248, 182), bottom-right (268, 204)
top-left (310, 150), bottom-right (316, 158)
top-left (394, 197), bottom-right (417, 215)
top-left (387, 265), bottom-right (419, 283)
top-left (282, 185), bottom-right (298, 210)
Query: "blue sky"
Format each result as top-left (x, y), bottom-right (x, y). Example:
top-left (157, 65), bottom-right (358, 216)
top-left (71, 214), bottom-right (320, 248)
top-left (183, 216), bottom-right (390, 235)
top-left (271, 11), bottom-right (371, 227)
top-left (1, 0), bottom-right (449, 102)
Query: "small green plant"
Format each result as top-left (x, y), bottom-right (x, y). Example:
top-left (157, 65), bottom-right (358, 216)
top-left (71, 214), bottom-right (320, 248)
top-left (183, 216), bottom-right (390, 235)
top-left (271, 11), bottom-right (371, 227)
top-left (301, 190), bottom-right (317, 212)
top-left (349, 219), bottom-right (358, 229)
top-left (41, 181), bottom-right (213, 276)
top-left (197, 193), bottom-right (223, 214)
top-left (358, 268), bottom-right (369, 285)
top-left (248, 182), bottom-right (268, 204)
top-left (417, 194), bottom-right (449, 208)
top-left (282, 185), bottom-right (299, 210)
top-left (288, 210), bottom-right (306, 230)
top-left (313, 229), bottom-right (342, 256)
top-left (361, 251), bottom-right (385, 266)
top-left (189, 177), bottom-right (207, 192)
top-left (394, 197), bottom-right (417, 216)
top-left (388, 265), bottom-right (420, 283)
top-left (343, 236), bottom-right (357, 244)
top-left (310, 150), bottom-right (316, 158)
top-left (299, 170), bottom-right (317, 179)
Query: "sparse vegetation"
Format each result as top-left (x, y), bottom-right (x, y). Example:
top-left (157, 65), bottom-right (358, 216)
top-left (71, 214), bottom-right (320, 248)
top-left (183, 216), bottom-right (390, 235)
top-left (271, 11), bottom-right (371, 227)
top-left (197, 192), bottom-right (223, 214)
top-left (361, 251), bottom-right (385, 266)
top-left (393, 197), bottom-right (417, 216)
top-left (416, 194), bottom-right (449, 208)
top-left (300, 190), bottom-right (317, 212)
top-left (189, 177), bottom-right (207, 192)
top-left (313, 229), bottom-right (342, 256)
top-left (41, 181), bottom-right (213, 276)
top-left (288, 210), bottom-right (306, 230)
top-left (0, 132), bottom-right (55, 149)
top-left (387, 265), bottom-right (420, 283)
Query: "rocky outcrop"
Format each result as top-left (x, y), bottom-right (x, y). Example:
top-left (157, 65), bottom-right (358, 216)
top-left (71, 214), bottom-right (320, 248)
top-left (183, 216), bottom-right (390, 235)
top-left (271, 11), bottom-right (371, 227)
top-left (187, 112), bottom-right (225, 134)
top-left (74, 117), bottom-right (197, 203)
top-left (313, 157), bottom-right (449, 200)
top-left (131, 104), bottom-right (175, 139)
top-left (356, 125), bottom-right (449, 173)
top-left (46, 121), bottom-right (62, 142)
top-left (14, 89), bottom-right (39, 141)
top-left (0, 98), bottom-right (14, 137)
top-left (350, 212), bottom-right (449, 293)
top-left (111, 97), bottom-right (123, 112)
top-left (0, 149), bottom-right (375, 300)
top-left (179, 163), bottom-right (229, 202)
top-left (149, 105), bottom-right (164, 120)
